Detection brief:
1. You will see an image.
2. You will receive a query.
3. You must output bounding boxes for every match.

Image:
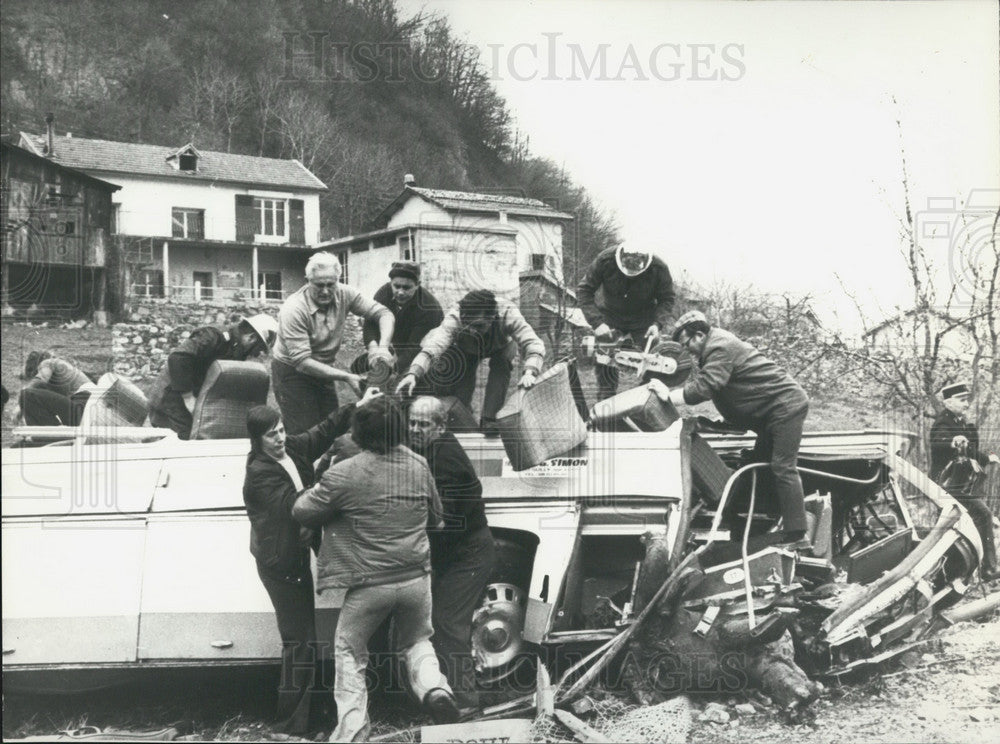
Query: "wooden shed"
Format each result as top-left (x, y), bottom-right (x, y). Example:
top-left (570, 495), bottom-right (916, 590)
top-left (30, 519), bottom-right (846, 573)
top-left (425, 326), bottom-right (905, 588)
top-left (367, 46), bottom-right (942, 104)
top-left (2, 141), bottom-right (120, 319)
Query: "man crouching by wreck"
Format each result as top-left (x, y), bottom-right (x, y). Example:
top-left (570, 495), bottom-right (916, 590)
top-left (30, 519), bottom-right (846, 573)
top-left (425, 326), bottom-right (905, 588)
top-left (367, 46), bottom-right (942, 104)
top-left (293, 396), bottom-right (460, 740)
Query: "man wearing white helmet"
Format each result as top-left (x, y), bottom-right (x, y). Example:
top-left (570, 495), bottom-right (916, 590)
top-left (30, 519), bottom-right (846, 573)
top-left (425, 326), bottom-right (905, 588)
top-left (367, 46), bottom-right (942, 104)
top-left (577, 244), bottom-right (675, 399)
top-left (148, 313), bottom-right (278, 440)
top-left (649, 310), bottom-right (810, 548)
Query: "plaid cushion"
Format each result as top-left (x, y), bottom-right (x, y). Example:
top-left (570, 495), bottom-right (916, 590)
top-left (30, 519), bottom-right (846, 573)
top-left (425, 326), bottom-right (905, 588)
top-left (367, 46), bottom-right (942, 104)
top-left (189, 360), bottom-right (270, 440)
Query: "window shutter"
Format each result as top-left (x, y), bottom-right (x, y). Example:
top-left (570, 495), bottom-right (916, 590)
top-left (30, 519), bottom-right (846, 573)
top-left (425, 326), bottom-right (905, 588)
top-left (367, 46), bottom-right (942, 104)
top-left (235, 195), bottom-right (255, 242)
top-left (289, 199), bottom-right (305, 245)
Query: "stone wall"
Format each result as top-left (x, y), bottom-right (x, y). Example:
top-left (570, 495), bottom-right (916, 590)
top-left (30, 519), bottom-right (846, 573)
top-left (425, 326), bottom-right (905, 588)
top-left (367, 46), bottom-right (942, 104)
top-left (111, 297), bottom-right (363, 383)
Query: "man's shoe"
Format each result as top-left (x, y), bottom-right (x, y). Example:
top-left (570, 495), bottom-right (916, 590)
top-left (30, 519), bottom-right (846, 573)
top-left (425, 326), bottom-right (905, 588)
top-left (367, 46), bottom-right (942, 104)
top-left (771, 530), bottom-right (813, 554)
top-left (423, 688), bottom-right (460, 725)
top-left (479, 419), bottom-right (500, 438)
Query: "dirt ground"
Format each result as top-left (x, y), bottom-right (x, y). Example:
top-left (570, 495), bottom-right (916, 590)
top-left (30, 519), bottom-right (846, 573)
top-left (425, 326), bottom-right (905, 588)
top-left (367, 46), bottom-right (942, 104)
top-left (2, 604), bottom-right (998, 742)
top-left (685, 610), bottom-right (1000, 744)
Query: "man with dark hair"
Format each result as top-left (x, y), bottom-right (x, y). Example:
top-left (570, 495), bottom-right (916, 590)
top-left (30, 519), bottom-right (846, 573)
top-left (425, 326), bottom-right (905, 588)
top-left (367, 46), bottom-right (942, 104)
top-left (650, 310), bottom-right (810, 547)
top-left (293, 396), bottom-right (459, 739)
top-left (408, 396), bottom-right (494, 710)
top-left (577, 244), bottom-right (675, 399)
top-left (395, 289), bottom-right (545, 434)
top-left (929, 382), bottom-right (999, 581)
top-left (148, 314), bottom-right (278, 440)
top-left (350, 261), bottom-right (444, 388)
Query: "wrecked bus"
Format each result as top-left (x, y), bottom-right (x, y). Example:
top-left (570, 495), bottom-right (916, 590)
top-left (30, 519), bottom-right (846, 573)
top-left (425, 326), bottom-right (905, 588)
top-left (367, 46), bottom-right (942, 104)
top-left (0, 417), bottom-right (984, 699)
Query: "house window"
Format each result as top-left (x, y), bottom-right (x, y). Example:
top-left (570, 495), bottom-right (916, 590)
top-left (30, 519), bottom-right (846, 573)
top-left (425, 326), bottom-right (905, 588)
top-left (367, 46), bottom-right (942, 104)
top-left (172, 208), bottom-right (204, 239)
top-left (254, 198), bottom-right (286, 238)
top-left (399, 235), bottom-right (416, 262)
top-left (193, 271), bottom-right (213, 301)
top-left (135, 270), bottom-right (164, 298)
top-left (111, 204), bottom-right (121, 234)
top-left (531, 253), bottom-right (546, 272)
top-left (256, 271), bottom-right (283, 301)
top-left (178, 153), bottom-right (197, 172)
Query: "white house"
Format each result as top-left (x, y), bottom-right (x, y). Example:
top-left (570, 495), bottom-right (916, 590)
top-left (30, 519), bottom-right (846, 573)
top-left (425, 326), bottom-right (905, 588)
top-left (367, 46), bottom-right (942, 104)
top-left (18, 128), bottom-right (327, 303)
top-left (318, 179), bottom-right (575, 316)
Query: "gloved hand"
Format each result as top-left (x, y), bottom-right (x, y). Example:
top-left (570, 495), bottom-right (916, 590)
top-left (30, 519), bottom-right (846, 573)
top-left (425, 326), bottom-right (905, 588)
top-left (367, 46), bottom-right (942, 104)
top-left (368, 345), bottom-right (394, 367)
top-left (360, 386), bottom-right (383, 403)
top-left (518, 370), bottom-right (537, 389)
top-left (645, 324), bottom-right (660, 341)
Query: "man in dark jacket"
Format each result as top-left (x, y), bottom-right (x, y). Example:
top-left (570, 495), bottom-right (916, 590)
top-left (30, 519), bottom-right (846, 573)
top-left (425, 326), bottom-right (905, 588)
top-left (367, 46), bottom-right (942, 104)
top-left (929, 382), bottom-right (999, 580)
top-left (243, 395), bottom-right (371, 735)
top-left (148, 314), bottom-right (278, 439)
top-left (350, 261), bottom-right (445, 388)
top-left (577, 244), bottom-right (675, 399)
top-left (408, 395), bottom-right (495, 710)
top-left (651, 311), bottom-right (810, 545)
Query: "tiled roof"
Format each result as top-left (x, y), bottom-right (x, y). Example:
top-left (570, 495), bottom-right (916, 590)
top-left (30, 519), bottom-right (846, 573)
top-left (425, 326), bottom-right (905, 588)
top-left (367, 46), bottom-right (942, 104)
top-left (18, 133), bottom-right (327, 191)
top-left (374, 185), bottom-right (575, 225)
top-left (410, 186), bottom-right (575, 219)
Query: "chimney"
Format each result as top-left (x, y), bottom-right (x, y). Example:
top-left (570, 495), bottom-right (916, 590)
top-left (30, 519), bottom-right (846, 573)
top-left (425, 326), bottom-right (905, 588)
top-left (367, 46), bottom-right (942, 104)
top-left (45, 113), bottom-right (55, 157)
top-left (404, 173), bottom-right (416, 188)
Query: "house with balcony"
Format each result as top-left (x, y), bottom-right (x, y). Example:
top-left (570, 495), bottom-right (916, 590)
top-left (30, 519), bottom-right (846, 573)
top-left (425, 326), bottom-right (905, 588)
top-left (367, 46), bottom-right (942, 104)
top-left (318, 179), bottom-right (582, 337)
top-left (18, 127), bottom-right (327, 303)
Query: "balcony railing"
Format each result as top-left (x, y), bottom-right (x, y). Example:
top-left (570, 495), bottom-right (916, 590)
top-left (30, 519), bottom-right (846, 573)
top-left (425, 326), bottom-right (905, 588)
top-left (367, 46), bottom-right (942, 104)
top-left (130, 284), bottom-right (285, 303)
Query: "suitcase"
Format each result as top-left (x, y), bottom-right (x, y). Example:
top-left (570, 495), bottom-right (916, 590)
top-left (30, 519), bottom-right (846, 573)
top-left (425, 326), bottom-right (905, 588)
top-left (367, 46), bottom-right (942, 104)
top-left (496, 362), bottom-right (588, 471)
top-left (189, 360), bottom-right (270, 440)
top-left (589, 385), bottom-right (679, 432)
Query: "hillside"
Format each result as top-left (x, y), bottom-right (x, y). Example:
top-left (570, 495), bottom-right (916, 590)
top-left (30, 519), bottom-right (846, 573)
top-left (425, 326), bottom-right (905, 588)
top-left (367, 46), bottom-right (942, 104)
top-left (0, 0), bottom-right (619, 275)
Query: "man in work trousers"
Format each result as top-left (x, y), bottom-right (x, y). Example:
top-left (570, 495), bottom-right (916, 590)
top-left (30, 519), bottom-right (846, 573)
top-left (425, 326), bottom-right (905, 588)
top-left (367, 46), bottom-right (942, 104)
top-left (650, 310), bottom-right (810, 546)
top-left (408, 395), bottom-right (495, 710)
top-left (577, 244), bottom-right (676, 400)
top-left (147, 314), bottom-right (278, 439)
top-left (396, 289), bottom-right (544, 434)
top-left (271, 252), bottom-right (394, 433)
top-left (292, 396), bottom-right (460, 740)
top-left (929, 382), bottom-right (1000, 582)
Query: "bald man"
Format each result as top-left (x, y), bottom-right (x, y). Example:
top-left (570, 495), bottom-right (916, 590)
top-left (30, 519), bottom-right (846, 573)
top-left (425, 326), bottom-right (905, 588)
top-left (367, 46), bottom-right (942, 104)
top-left (407, 396), bottom-right (495, 710)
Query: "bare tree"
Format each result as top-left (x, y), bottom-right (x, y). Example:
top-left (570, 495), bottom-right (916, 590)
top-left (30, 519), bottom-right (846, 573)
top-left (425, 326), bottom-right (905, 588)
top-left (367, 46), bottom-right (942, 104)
top-left (179, 65), bottom-right (253, 152)
top-left (841, 112), bottom-right (1000, 503)
top-left (273, 90), bottom-right (347, 175)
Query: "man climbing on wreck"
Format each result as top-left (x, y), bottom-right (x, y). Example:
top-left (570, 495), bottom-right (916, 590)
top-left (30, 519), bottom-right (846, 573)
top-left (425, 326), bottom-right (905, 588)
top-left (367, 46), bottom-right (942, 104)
top-left (649, 310), bottom-right (811, 549)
